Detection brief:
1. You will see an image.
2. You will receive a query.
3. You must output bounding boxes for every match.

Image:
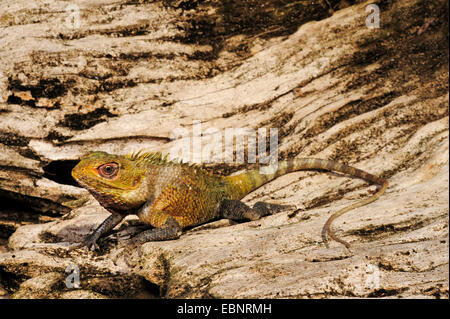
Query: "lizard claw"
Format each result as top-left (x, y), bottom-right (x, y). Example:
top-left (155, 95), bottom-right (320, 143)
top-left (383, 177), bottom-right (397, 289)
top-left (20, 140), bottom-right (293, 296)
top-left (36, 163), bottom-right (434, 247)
top-left (81, 234), bottom-right (100, 251)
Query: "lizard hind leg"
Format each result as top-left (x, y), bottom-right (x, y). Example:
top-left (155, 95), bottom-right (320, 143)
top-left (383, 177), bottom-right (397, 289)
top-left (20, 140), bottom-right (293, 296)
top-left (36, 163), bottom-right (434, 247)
top-left (219, 199), bottom-right (293, 221)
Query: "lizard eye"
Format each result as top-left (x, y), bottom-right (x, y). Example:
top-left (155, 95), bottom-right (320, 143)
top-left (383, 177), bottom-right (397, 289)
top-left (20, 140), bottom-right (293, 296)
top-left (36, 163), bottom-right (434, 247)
top-left (97, 162), bottom-right (119, 179)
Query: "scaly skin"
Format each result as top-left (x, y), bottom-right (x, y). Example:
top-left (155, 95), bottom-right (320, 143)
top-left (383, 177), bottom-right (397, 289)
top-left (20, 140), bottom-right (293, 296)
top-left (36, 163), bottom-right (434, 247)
top-left (71, 151), bottom-right (388, 250)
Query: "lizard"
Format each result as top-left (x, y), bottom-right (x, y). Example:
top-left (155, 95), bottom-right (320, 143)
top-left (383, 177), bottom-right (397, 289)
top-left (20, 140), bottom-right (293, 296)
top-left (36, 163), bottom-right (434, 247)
top-left (70, 151), bottom-right (388, 250)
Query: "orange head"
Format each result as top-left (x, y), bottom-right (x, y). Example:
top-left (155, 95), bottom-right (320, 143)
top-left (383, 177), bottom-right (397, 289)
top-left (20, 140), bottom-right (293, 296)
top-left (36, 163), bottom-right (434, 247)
top-left (72, 151), bottom-right (149, 214)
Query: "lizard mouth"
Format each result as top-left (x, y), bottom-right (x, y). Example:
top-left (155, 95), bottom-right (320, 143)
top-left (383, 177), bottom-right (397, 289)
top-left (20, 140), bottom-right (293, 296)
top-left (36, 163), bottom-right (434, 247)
top-left (77, 175), bottom-right (124, 191)
top-left (74, 175), bottom-right (127, 209)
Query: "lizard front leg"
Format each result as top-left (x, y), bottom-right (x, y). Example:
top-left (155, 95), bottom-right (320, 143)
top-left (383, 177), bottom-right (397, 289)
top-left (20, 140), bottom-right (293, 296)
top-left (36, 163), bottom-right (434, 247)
top-left (77, 213), bottom-right (125, 251)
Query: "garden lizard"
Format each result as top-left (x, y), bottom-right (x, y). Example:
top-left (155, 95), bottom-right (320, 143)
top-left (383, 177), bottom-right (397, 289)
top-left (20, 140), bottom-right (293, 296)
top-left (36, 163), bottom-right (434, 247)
top-left (71, 151), bottom-right (388, 250)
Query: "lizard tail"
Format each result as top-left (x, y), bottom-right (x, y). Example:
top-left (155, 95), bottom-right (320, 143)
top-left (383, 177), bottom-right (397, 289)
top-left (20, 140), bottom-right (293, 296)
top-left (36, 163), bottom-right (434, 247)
top-left (225, 158), bottom-right (388, 248)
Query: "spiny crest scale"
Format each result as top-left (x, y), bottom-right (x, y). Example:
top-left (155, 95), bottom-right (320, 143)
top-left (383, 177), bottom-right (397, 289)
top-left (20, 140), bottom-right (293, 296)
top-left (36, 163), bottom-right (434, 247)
top-left (126, 150), bottom-right (207, 172)
top-left (126, 150), bottom-right (169, 164)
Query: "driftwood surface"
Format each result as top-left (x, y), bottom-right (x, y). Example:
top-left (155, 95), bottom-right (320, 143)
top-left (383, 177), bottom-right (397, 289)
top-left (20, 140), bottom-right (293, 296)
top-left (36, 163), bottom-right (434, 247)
top-left (0, 0), bottom-right (448, 298)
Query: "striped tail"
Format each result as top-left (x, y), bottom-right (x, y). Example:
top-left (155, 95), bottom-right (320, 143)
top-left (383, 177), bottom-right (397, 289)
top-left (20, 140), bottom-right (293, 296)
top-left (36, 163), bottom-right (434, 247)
top-left (225, 158), bottom-right (388, 248)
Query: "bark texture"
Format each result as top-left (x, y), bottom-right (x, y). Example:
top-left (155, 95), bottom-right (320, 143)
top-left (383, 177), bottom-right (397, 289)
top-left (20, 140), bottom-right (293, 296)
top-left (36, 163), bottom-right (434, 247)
top-left (0, 0), bottom-right (448, 298)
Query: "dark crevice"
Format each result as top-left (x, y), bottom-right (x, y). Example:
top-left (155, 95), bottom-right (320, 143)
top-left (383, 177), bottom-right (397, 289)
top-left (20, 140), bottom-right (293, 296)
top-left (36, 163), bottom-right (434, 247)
top-left (42, 160), bottom-right (79, 187)
top-left (16, 148), bottom-right (42, 161)
top-left (7, 77), bottom-right (69, 99)
top-left (157, 254), bottom-right (171, 298)
top-left (0, 132), bottom-right (30, 147)
top-left (0, 222), bottom-right (16, 237)
top-left (56, 23), bottom-right (153, 41)
top-left (0, 209), bottom-right (60, 248)
top-left (59, 135), bottom-right (172, 146)
top-left (96, 79), bottom-right (137, 93)
top-left (76, 272), bottom-right (160, 299)
top-left (367, 287), bottom-right (409, 297)
top-left (140, 279), bottom-right (162, 299)
top-left (345, 214), bottom-right (444, 240)
top-left (0, 266), bottom-right (29, 295)
top-left (58, 107), bottom-right (118, 131)
top-left (102, 51), bottom-right (217, 62)
top-left (45, 131), bottom-right (72, 143)
top-left (0, 189), bottom-right (71, 216)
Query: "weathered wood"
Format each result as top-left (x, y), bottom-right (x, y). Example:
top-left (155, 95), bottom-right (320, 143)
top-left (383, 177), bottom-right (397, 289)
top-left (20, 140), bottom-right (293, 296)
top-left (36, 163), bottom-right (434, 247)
top-left (0, 0), bottom-right (448, 298)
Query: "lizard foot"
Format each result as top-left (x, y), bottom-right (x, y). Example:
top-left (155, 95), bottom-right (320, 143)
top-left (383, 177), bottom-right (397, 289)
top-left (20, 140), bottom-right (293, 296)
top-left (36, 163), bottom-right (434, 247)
top-left (68, 234), bottom-right (100, 251)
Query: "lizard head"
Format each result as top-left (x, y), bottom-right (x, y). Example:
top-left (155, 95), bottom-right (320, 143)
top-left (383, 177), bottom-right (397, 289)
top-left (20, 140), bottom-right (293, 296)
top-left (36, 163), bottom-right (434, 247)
top-left (72, 151), bottom-right (149, 214)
